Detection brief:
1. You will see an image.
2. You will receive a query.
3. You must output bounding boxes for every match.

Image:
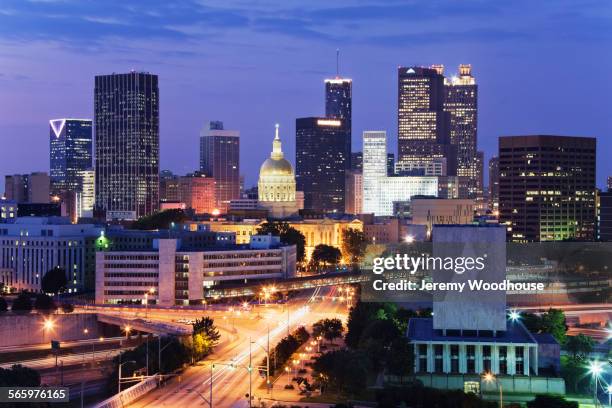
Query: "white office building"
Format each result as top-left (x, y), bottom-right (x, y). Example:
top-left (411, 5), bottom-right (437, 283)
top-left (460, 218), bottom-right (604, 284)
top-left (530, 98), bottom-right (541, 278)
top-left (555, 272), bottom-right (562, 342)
top-left (0, 217), bottom-right (102, 292)
top-left (362, 131), bottom-right (388, 214)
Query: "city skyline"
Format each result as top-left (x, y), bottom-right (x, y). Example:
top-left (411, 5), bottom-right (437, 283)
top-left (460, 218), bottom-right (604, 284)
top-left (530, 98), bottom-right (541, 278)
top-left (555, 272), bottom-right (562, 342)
top-left (1, 1), bottom-right (612, 192)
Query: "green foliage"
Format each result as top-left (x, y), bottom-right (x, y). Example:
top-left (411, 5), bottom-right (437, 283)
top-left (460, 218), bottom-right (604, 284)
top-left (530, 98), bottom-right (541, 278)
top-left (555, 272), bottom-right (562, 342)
top-left (526, 395), bottom-right (578, 408)
top-left (267, 326), bottom-right (310, 376)
top-left (191, 317), bottom-right (220, 360)
top-left (0, 297), bottom-right (7, 312)
top-left (33, 293), bottom-right (57, 312)
top-left (312, 349), bottom-right (369, 395)
top-left (257, 221), bottom-right (306, 263)
top-left (375, 385), bottom-right (497, 408)
top-left (41, 266), bottom-right (67, 295)
top-left (0, 364), bottom-right (41, 387)
top-left (341, 228), bottom-right (367, 267)
top-left (560, 355), bottom-right (590, 394)
top-left (312, 318), bottom-right (344, 344)
top-left (130, 209), bottom-right (188, 230)
top-left (309, 244), bottom-right (342, 271)
top-left (11, 293), bottom-right (32, 312)
top-left (564, 334), bottom-right (595, 359)
top-left (523, 309), bottom-right (567, 344)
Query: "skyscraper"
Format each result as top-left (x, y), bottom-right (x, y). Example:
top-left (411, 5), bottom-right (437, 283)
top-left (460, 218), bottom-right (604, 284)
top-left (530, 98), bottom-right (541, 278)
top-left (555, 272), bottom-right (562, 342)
top-left (443, 64), bottom-right (479, 198)
top-left (362, 131), bottom-right (387, 214)
top-left (49, 118), bottom-right (93, 197)
top-left (199, 121), bottom-right (240, 213)
top-left (397, 66), bottom-right (456, 175)
top-left (488, 156), bottom-right (499, 214)
top-left (499, 135), bottom-right (596, 242)
top-left (295, 117), bottom-right (350, 212)
top-left (325, 78), bottom-right (352, 141)
top-left (94, 72), bottom-right (159, 219)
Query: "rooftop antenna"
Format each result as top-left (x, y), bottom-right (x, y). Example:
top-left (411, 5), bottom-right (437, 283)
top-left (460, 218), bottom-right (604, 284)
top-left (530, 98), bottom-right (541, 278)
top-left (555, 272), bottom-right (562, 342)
top-left (336, 48), bottom-right (340, 77)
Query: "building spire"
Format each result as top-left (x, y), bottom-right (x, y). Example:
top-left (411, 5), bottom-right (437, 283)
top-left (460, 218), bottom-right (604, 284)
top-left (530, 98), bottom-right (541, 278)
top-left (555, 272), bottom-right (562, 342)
top-left (272, 123), bottom-right (283, 159)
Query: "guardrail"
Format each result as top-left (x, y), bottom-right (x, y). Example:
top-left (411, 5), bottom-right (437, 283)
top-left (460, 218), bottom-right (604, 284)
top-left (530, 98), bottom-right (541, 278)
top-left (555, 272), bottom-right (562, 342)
top-left (92, 374), bottom-right (160, 408)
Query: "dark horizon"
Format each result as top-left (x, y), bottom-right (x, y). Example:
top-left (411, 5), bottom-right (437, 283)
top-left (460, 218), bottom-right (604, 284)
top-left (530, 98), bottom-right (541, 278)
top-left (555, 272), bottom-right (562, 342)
top-left (1, 0), bottom-right (611, 192)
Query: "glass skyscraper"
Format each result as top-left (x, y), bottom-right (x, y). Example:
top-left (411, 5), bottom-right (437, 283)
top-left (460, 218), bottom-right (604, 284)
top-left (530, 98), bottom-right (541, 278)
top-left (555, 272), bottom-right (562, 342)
top-left (397, 66), bottom-right (456, 176)
top-left (49, 118), bottom-right (93, 196)
top-left (295, 117), bottom-right (350, 213)
top-left (94, 72), bottom-right (159, 219)
top-left (199, 121), bottom-right (240, 213)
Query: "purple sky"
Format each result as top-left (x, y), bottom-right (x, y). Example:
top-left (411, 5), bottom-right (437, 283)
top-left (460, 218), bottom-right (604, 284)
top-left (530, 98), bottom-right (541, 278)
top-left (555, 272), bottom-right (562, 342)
top-left (1, 0), bottom-right (611, 192)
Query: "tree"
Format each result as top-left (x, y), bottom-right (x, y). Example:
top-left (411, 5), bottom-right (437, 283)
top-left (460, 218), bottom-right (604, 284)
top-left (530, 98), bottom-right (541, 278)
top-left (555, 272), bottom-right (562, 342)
top-left (11, 293), bottom-right (32, 313)
top-left (34, 293), bottom-right (57, 312)
top-left (191, 317), bottom-right (221, 360)
top-left (341, 228), bottom-right (367, 267)
top-left (60, 303), bottom-right (74, 313)
top-left (0, 364), bottom-right (40, 387)
top-left (0, 297), bottom-right (7, 312)
top-left (526, 395), bottom-right (578, 408)
top-left (310, 244), bottom-right (341, 271)
top-left (257, 222), bottom-right (306, 263)
top-left (523, 309), bottom-right (567, 344)
top-left (312, 349), bottom-right (369, 395)
top-left (41, 266), bottom-right (67, 295)
top-left (565, 334), bottom-right (595, 359)
top-left (313, 318), bottom-right (344, 344)
top-left (130, 209), bottom-right (188, 230)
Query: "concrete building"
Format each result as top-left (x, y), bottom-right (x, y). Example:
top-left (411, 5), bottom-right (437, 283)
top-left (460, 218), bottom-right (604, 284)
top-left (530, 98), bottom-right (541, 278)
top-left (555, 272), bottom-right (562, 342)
top-left (407, 225), bottom-right (560, 394)
top-left (598, 191), bottom-right (612, 241)
top-left (344, 170), bottom-right (362, 215)
top-left (0, 217), bottom-right (102, 292)
top-left (488, 156), bottom-right (499, 214)
top-left (4, 172), bottom-right (50, 204)
top-left (410, 197), bottom-right (475, 234)
top-left (0, 199), bottom-right (17, 223)
top-left (499, 135), bottom-right (596, 242)
top-left (179, 173), bottom-right (216, 215)
top-left (95, 235), bottom-right (296, 306)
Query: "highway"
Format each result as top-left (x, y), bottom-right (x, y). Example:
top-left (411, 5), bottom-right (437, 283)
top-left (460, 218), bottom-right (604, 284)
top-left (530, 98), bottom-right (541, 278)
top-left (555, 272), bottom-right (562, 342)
top-left (127, 287), bottom-right (348, 408)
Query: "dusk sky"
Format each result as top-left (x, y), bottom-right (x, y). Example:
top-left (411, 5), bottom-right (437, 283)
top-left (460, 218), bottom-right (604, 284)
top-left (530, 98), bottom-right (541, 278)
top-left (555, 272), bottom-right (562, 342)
top-left (1, 0), bottom-right (611, 192)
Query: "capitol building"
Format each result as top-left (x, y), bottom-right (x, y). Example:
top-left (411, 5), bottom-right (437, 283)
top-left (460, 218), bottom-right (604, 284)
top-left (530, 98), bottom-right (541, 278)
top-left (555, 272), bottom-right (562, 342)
top-left (258, 124), bottom-right (302, 218)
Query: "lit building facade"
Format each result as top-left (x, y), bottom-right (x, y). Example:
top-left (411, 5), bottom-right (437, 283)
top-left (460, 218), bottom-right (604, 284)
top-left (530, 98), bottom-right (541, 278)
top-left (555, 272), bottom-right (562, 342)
top-left (499, 135), bottom-right (596, 242)
top-left (0, 199), bottom-right (17, 223)
top-left (76, 169), bottom-right (95, 219)
top-left (410, 197), bottom-right (475, 234)
top-left (258, 125), bottom-right (300, 218)
top-left (362, 131), bottom-right (387, 214)
top-left (179, 173), bottom-right (216, 215)
top-left (397, 66), bottom-right (455, 176)
top-left (94, 72), bottom-right (159, 219)
top-left (49, 118), bottom-right (93, 198)
top-left (295, 117), bottom-right (350, 213)
top-left (488, 157), bottom-right (499, 214)
top-left (199, 121), bottom-right (240, 213)
top-left (344, 170), bottom-right (362, 215)
top-left (95, 236), bottom-right (296, 306)
top-left (599, 191), bottom-right (612, 241)
top-left (0, 217), bottom-right (102, 292)
top-left (325, 77), bottom-right (352, 155)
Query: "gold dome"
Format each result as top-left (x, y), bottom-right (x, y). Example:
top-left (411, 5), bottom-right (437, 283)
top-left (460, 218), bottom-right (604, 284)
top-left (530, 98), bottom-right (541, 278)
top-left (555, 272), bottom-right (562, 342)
top-left (260, 157), bottom-right (294, 176)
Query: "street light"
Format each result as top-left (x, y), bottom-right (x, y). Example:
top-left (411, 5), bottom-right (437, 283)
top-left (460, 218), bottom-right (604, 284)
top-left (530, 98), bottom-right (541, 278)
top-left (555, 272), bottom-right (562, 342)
top-left (508, 309), bottom-right (521, 322)
top-left (607, 384), bottom-right (612, 408)
top-left (124, 325), bottom-right (131, 339)
top-left (589, 360), bottom-right (604, 407)
top-left (482, 372), bottom-right (503, 408)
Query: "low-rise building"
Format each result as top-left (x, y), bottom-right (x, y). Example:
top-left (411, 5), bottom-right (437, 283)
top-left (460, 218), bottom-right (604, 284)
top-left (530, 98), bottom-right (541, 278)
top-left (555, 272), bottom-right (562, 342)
top-left (410, 197), bottom-right (475, 234)
top-left (95, 235), bottom-right (296, 306)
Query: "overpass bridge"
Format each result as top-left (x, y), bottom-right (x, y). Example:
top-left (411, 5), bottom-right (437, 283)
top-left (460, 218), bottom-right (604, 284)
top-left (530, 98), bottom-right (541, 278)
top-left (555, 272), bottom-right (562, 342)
top-left (97, 314), bottom-right (191, 336)
top-left (204, 271), bottom-right (369, 298)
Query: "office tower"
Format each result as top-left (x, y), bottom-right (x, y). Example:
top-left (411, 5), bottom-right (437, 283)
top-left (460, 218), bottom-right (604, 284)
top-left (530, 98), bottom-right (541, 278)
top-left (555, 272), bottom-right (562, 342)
top-left (387, 153), bottom-right (395, 176)
top-left (295, 117), bottom-right (350, 213)
top-left (76, 169), bottom-right (95, 218)
top-left (49, 118), bottom-right (93, 196)
top-left (362, 131), bottom-right (388, 214)
top-left (499, 135), bottom-right (596, 242)
top-left (397, 66), bottom-right (456, 175)
top-left (599, 191), bottom-right (612, 241)
top-left (325, 77), bottom-right (352, 141)
top-left (94, 72), bottom-right (159, 219)
top-left (488, 157), bottom-right (499, 214)
top-left (160, 171), bottom-right (181, 203)
top-left (179, 173), bottom-right (216, 215)
top-left (351, 152), bottom-right (363, 171)
top-left (443, 64), bottom-right (479, 198)
top-left (4, 172), bottom-right (50, 203)
top-left (345, 170), bottom-right (363, 215)
top-left (607, 176), bottom-right (612, 192)
top-left (199, 121), bottom-right (240, 213)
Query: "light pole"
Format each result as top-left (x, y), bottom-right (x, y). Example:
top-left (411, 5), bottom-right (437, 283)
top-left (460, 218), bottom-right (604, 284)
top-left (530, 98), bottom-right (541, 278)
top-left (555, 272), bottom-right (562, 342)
top-left (251, 327), bottom-right (271, 393)
top-left (482, 372), bottom-right (502, 408)
top-left (118, 360), bottom-right (136, 392)
top-left (606, 384), bottom-right (612, 408)
top-left (589, 361), bottom-right (604, 407)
